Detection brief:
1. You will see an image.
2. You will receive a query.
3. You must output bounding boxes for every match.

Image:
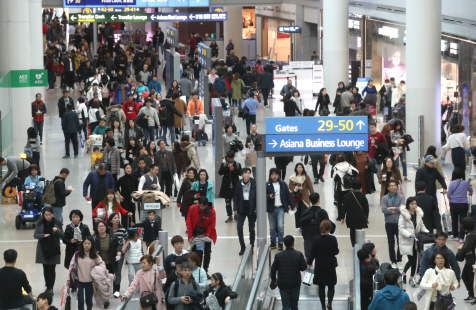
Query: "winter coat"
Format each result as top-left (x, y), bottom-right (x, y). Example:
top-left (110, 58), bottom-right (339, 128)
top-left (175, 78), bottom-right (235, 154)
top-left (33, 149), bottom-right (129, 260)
top-left (257, 71), bottom-right (274, 89)
top-left (218, 161), bottom-right (242, 199)
top-left (398, 207), bottom-right (429, 255)
top-left (102, 146), bottom-right (121, 174)
top-left (181, 142), bottom-right (200, 169)
top-left (92, 201), bottom-right (129, 222)
top-left (32, 101), bottom-right (47, 122)
top-left (414, 192), bottom-right (442, 232)
top-left (270, 248), bottom-right (307, 289)
top-left (381, 192), bottom-right (405, 224)
top-left (51, 175), bottom-right (71, 208)
top-left (159, 99), bottom-right (183, 127)
top-left (92, 231), bottom-right (121, 272)
top-left (63, 223), bottom-right (91, 269)
top-left (154, 149), bottom-right (177, 180)
top-left (173, 98), bottom-right (187, 128)
top-left (315, 94), bottom-right (331, 113)
top-left (233, 178), bottom-right (257, 215)
top-left (148, 80), bottom-right (162, 94)
top-left (419, 267), bottom-right (458, 310)
top-left (180, 189), bottom-right (198, 218)
top-left (173, 151), bottom-right (187, 176)
top-left (283, 100), bottom-right (301, 116)
top-left (415, 165), bottom-right (447, 198)
top-left (178, 79), bottom-right (193, 97)
top-left (123, 100), bottom-right (142, 120)
top-left (378, 168), bottom-right (402, 201)
top-left (125, 268), bottom-right (167, 310)
top-left (105, 104), bottom-right (127, 129)
top-left (187, 99), bottom-right (204, 116)
top-left (191, 181), bottom-right (214, 205)
top-left (266, 180), bottom-right (294, 213)
top-left (186, 202), bottom-right (217, 243)
top-left (342, 190), bottom-right (369, 229)
top-left (91, 263), bottom-right (114, 309)
top-left (307, 234), bottom-right (339, 286)
top-left (289, 174), bottom-right (314, 207)
top-left (231, 79), bottom-right (245, 100)
top-left (61, 110), bottom-right (80, 133)
top-left (58, 96), bottom-right (74, 118)
top-left (333, 162), bottom-right (359, 192)
top-left (419, 157), bottom-right (444, 189)
top-left (203, 285), bottom-right (238, 308)
top-left (419, 243), bottom-right (461, 281)
top-left (83, 170), bottom-right (116, 201)
top-left (34, 218), bottom-right (64, 265)
top-left (138, 106), bottom-right (161, 127)
top-left (368, 285), bottom-right (410, 310)
top-left (300, 205), bottom-right (329, 240)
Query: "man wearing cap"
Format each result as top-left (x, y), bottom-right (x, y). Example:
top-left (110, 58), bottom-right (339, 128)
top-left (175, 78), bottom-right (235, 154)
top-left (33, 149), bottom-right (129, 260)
top-left (415, 155), bottom-right (447, 201)
top-left (139, 64), bottom-right (151, 85)
top-left (57, 89), bottom-right (74, 118)
top-left (242, 92), bottom-right (259, 136)
top-left (280, 80), bottom-right (297, 98)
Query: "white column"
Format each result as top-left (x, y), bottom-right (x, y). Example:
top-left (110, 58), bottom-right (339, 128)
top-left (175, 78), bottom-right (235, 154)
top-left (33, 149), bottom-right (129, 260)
top-left (0, 0), bottom-right (32, 156)
top-left (406, 0), bottom-right (442, 164)
top-left (29, 0), bottom-right (44, 100)
top-left (223, 6), bottom-right (243, 58)
top-left (322, 0), bottom-right (348, 101)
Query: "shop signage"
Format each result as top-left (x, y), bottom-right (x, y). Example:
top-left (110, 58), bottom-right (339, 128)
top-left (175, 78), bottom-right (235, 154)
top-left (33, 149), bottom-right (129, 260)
top-left (69, 12), bottom-right (148, 23)
top-left (278, 26), bottom-right (301, 33)
top-left (197, 43), bottom-right (211, 69)
top-left (166, 26), bottom-right (179, 48)
top-left (150, 12), bottom-right (227, 22)
top-left (255, 4), bottom-right (296, 20)
top-left (64, 0), bottom-right (209, 8)
top-left (378, 26), bottom-right (399, 39)
top-left (265, 117), bottom-right (369, 153)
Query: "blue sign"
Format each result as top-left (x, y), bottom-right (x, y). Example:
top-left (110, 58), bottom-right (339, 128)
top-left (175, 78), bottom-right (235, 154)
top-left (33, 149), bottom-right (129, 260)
top-left (266, 117), bottom-right (368, 135)
top-left (150, 12), bottom-right (227, 22)
top-left (199, 72), bottom-right (204, 98)
top-left (166, 26), bottom-right (178, 48)
top-left (278, 26), bottom-right (301, 33)
top-left (64, 0), bottom-right (209, 7)
top-left (266, 134), bottom-right (368, 152)
top-left (197, 43), bottom-right (211, 69)
top-left (210, 7), bottom-right (224, 12)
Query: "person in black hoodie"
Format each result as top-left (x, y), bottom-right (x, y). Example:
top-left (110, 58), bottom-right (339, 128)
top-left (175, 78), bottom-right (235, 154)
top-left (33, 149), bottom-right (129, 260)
top-left (257, 66), bottom-right (274, 108)
top-left (116, 164), bottom-right (140, 224)
top-left (233, 167), bottom-right (257, 255)
top-left (300, 193), bottom-right (330, 259)
top-left (341, 179), bottom-right (369, 247)
top-left (219, 151), bottom-right (242, 224)
top-left (241, 66), bottom-right (256, 87)
top-left (63, 209), bottom-right (91, 269)
top-left (51, 168), bottom-right (72, 224)
top-left (159, 94), bottom-right (183, 146)
top-left (203, 272), bottom-right (238, 308)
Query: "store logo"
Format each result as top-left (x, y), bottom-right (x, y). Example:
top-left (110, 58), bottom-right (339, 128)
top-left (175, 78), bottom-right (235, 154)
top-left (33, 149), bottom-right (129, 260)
top-left (35, 72), bottom-right (44, 84)
top-left (82, 8), bottom-right (93, 14)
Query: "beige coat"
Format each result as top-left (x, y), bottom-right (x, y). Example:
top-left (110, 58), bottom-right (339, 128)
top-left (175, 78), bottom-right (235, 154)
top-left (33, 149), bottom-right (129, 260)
top-left (289, 174), bottom-right (314, 207)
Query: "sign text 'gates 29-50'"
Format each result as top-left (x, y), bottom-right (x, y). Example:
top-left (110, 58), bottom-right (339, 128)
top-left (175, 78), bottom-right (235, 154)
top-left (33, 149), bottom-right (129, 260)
top-left (265, 117), bottom-right (369, 153)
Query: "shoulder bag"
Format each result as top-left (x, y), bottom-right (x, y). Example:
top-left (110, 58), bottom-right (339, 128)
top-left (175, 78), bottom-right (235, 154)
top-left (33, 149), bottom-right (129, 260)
top-left (351, 192), bottom-right (368, 222)
top-left (291, 182), bottom-right (303, 203)
top-left (140, 270), bottom-right (158, 308)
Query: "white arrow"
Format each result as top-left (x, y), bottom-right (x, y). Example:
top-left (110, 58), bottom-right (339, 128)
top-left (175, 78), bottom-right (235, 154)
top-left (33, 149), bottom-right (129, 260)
top-left (269, 140), bottom-right (277, 148)
top-left (111, 15), bottom-right (117, 21)
top-left (189, 14), bottom-right (195, 20)
top-left (356, 120), bottom-right (365, 130)
top-left (151, 15), bottom-right (156, 21)
top-left (71, 15), bottom-right (77, 22)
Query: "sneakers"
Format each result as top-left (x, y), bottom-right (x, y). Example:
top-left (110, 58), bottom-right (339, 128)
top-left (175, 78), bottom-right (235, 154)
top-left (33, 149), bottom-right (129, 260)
top-left (62, 156), bottom-right (70, 159)
top-left (459, 238), bottom-right (464, 244)
top-left (397, 261), bottom-right (403, 270)
top-left (464, 296), bottom-right (475, 301)
top-left (402, 275), bottom-right (407, 284)
top-left (74, 155), bottom-right (78, 158)
top-left (319, 176), bottom-right (325, 183)
top-left (404, 177), bottom-right (411, 182)
top-left (278, 244), bottom-right (284, 251)
top-left (225, 216), bottom-right (233, 223)
top-left (410, 278), bottom-right (417, 288)
top-left (391, 262), bottom-right (397, 269)
top-left (239, 247), bottom-right (246, 256)
top-left (270, 243), bottom-right (277, 250)
top-left (314, 178), bottom-right (319, 184)
top-left (264, 105), bottom-right (269, 110)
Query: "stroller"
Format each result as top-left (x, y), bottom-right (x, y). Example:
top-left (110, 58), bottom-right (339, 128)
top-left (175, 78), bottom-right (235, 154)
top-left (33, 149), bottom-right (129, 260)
top-left (16, 178), bottom-right (45, 229)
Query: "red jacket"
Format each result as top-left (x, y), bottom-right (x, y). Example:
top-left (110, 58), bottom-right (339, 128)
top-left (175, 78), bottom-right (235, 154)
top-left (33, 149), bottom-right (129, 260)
top-left (92, 201), bottom-right (128, 222)
top-left (186, 202), bottom-right (217, 244)
top-left (188, 36), bottom-right (197, 49)
top-left (32, 101), bottom-right (46, 122)
top-left (42, 23), bottom-right (48, 34)
top-left (123, 100), bottom-right (140, 120)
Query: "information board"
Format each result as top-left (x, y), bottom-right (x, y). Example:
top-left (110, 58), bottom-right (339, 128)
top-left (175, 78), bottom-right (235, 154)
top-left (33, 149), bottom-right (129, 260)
top-left (278, 26), bottom-right (301, 33)
top-left (64, 0), bottom-right (209, 8)
top-left (166, 26), bottom-right (179, 48)
top-left (197, 43), bottom-right (211, 69)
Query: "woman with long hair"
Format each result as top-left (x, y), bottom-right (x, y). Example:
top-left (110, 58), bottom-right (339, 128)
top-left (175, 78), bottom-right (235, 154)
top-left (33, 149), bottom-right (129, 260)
top-left (107, 213), bottom-right (129, 295)
top-left (289, 163), bottom-right (314, 228)
top-left (111, 120), bottom-right (124, 150)
top-left (378, 157), bottom-right (402, 201)
top-left (116, 163), bottom-right (140, 224)
top-left (92, 189), bottom-right (132, 222)
top-left (442, 124), bottom-right (470, 180)
top-left (191, 169), bottom-right (214, 204)
top-left (315, 88), bottom-right (331, 116)
top-left (125, 137), bottom-right (139, 164)
top-left (124, 119), bottom-right (144, 147)
top-left (34, 206), bottom-right (64, 294)
top-left (334, 81), bottom-right (346, 114)
top-left (172, 142), bottom-right (187, 196)
top-left (391, 120), bottom-right (410, 181)
top-left (333, 154), bottom-right (359, 221)
top-left (146, 140), bottom-right (157, 164)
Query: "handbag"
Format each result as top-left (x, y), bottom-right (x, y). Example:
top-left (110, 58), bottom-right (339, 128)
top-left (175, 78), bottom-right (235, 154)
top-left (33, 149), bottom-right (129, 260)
top-left (302, 270), bottom-right (314, 286)
top-left (319, 108), bottom-right (329, 116)
top-left (436, 291), bottom-right (454, 310)
top-left (69, 252), bottom-right (80, 291)
top-left (291, 190), bottom-right (302, 203)
top-left (140, 270), bottom-right (158, 308)
top-left (416, 232), bottom-right (435, 244)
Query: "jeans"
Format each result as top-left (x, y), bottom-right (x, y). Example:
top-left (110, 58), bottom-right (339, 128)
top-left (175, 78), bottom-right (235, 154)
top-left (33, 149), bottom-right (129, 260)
top-left (385, 222), bottom-right (402, 263)
top-left (48, 71), bottom-right (54, 89)
top-left (157, 43), bottom-right (164, 55)
top-left (161, 126), bottom-right (175, 145)
top-left (394, 150), bottom-right (407, 177)
top-left (237, 209), bottom-right (256, 248)
top-left (114, 254), bottom-right (124, 288)
top-left (310, 155), bottom-right (326, 179)
top-left (43, 264), bottom-right (56, 290)
top-left (77, 281), bottom-right (94, 310)
top-left (450, 202), bottom-right (468, 239)
top-left (225, 198), bottom-right (233, 217)
top-left (370, 158), bottom-right (380, 180)
top-left (34, 121), bottom-right (44, 142)
top-left (159, 171), bottom-right (173, 198)
top-left (127, 61), bottom-right (132, 74)
top-left (64, 132), bottom-right (78, 156)
top-left (52, 207), bottom-right (63, 223)
top-left (128, 263), bottom-right (142, 284)
top-left (233, 99), bottom-right (242, 112)
top-left (144, 126), bottom-right (155, 145)
top-left (268, 207), bottom-right (285, 245)
top-left (79, 122), bottom-right (88, 140)
top-left (246, 114), bottom-right (256, 136)
top-left (34, 192), bottom-right (44, 207)
top-left (261, 88), bottom-right (270, 106)
top-left (280, 286), bottom-right (301, 310)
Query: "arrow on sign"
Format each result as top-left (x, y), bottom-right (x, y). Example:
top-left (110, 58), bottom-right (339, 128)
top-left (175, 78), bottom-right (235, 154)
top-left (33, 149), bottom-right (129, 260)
top-left (151, 15), bottom-right (156, 20)
top-left (111, 15), bottom-right (117, 21)
top-left (356, 120), bottom-right (365, 130)
top-left (189, 14), bottom-right (195, 20)
top-left (269, 140), bottom-right (277, 148)
top-left (71, 15), bottom-right (77, 22)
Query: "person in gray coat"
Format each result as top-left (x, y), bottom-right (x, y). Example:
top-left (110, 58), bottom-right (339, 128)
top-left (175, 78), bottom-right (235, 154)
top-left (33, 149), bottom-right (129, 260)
top-left (154, 140), bottom-right (177, 197)
top-left (381, 180), bottom-right (405, 268)
top-left (138, 98), bottom-right (161, 145)
top-left (34, 206), bottom-right (64, 294)
top-left (0, 156), bottom-right (31, 183)
top-left (340, 86), bottom-right (354, 115)
top-left (178, 73), bottom-right (194, 104)
top-left (168, 262), bottom-right (201, 310)
top-left (102, 138), bottom-right (121, 182)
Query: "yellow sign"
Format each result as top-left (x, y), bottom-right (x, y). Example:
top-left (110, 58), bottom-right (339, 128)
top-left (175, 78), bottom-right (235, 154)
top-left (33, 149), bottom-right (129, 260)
top-left (82, 8), bottom-right (93, 14)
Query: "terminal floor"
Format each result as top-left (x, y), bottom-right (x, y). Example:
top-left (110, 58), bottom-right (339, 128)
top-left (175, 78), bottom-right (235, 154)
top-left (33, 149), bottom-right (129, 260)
top-left (0, 85), bottom-right (470, 309)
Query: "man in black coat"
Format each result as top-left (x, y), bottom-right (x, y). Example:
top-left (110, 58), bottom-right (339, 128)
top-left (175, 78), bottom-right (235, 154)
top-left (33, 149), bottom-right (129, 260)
top-left (57, 89), bottom-right (74, 118)
top-left (341, 179), bottom-right (369, 247)
top-left (257, 67), bottom-right (274, 108)
top-left (159, 95), bottom-right (183, 146)
top-left (51, 168), bottom-right (72, 223)
top-left (241, 66), bottom-right (256, 87)
top-left (233, 167), bottom-right (256, 256)
top-left (415, 155), bottom-right (447, 201)
top-left (300, 193), bottom-right (329, 259)
top-left (219, 151), bottom-right (242, 224)
top-left (61, 103), bottom-right (80, 158)
top-left (270, 235), bottom-right (307, 310)
top-left (414, 181), bottom-right (443, 233)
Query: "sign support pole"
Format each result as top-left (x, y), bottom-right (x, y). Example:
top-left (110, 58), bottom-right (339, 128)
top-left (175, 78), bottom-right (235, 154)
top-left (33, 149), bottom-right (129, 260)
top-left (256, 151), bottom-right (267, 261)
top-left (93, 8), bottom-right (98, 55)
top-left (214, 104), bottom-right (224, 195)
top-left (202, 68), bottom-right (210, 118)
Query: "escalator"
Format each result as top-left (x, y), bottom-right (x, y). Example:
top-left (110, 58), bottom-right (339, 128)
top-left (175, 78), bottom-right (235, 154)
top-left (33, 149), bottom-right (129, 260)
top-left (271, 285), bottom-right (351, 310)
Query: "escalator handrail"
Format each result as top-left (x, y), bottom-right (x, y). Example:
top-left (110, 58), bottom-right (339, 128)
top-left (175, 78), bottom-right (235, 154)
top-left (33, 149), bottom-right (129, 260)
top-left (245, 244), bottom-right (270, 310)
top-left (224, 244), bottom-right (253, 310)
top-left (117, 245), bottom-right (164, 310)
top-left (354, 246), bottom-right (361, 310)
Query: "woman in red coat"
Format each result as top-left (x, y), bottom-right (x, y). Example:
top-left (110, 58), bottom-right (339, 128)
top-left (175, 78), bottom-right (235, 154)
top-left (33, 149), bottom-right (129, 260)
top-left (92, 189), bottom-right (132, 222)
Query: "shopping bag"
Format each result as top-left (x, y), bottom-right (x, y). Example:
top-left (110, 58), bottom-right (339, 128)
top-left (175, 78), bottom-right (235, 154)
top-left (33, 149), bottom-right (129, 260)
top-left (173, 173), bottom-right (181, 190)
top-left (392, 147), bottom-right (401, 160)
top-left (60, 284), bottom-right (68, 308)
top-left (245, 152), bottom-right (257, 167)
top-left (303, 270), bottom-right (314, 286)
top-left (414, 288), bottom-right (426, 301)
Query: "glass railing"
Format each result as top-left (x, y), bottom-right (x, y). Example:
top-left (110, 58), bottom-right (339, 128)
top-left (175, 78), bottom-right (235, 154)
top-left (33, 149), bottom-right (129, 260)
top-left (224, 244), bottom-right (254, 310)
top-left (117, 243), bottom-right (164, 310)
top-left (246, 244), bottom-right (271, 310)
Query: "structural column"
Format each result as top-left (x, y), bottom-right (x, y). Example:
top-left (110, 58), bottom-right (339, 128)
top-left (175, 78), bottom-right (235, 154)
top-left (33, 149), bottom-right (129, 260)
top-left (322, 0), bottom-right (348, 101)
top-left (406, 0), bottom-right (442, 164)
top-left (29, 0), bottom-right (44, 100)
top-left (223, 6), bottom-right (243, 58)
top-left (0, 0), bottom-right (32, 156)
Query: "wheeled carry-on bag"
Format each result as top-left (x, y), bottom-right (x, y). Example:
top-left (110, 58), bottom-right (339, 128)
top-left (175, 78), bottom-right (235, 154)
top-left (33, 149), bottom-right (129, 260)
top-left (441, 190), bottom-right (453, 235)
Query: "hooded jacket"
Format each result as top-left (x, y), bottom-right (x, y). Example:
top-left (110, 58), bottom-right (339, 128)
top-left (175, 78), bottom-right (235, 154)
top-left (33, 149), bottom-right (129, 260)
top-left (148, 79), bottom-right (162, 94)
top-left (231, 78), bottom-right (245, 100)
top-left (186, 202), bottom-right (217, 244)
top-left (218, 161), bottom-right (242, 199)
top-left (91, 263), bottom-right (114, 309)
top-left (398, 207), bottom-right (429, 255)
top-left (105, 104), bottom-right (127, 129)
top-left (123, 100), bottom-right (141, 120)
top-left (191, 181), bottom-right (214, 205)
top-left (381, 191), bottom-right (405, 224)
top-left (333, 162), bottom-right (359, 192)
top-left (181, 142), bottom-right (200, 169)
top-left (368, 285), bottom-right (409, 310)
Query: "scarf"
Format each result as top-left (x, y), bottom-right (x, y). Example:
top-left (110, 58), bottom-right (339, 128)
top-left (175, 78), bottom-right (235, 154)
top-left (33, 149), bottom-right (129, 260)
top-left (71, 223), bottom-right (83, 242)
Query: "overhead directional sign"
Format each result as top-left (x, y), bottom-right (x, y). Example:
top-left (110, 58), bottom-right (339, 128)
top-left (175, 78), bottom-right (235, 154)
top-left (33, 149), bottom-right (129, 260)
top-left (150, 12), bottom-right (227, 22)
top-left (93, 7), bottom-right (141, 13)
top-left (64, 0), bottom-right (209, 8)
top-left (265, 117), bottom-right (369, 154)
top-left (278, 26), bottom-right (301, 33)
top-left (69, 12), bottom-right (149, 23)
top-left (197, 43), bottom-right (211, 69)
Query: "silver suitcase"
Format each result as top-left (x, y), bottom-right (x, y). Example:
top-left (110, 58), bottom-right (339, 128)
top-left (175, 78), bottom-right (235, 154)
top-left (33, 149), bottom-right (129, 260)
top-left (441, 191), bottom-right (453, 235)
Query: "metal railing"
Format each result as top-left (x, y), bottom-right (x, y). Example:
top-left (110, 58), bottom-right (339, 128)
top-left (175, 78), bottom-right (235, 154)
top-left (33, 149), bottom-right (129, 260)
top-left (224, 245), bottom-right (254, 310)
top-left (245, 244), bottom-right (271, 310)
top-left (352, 246), bottom-right (361, 310)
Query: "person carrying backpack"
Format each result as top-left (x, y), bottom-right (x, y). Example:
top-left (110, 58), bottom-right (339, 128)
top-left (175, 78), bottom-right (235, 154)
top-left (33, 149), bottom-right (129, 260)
top-left (214, 74), bottom-right (226, 94)
top-left (105, 102), bottom-right (126, 129)
top-left (168, 261), bottom-right (201, 310)
top-left (44, 168), bottom-right (72, 224)
top-left (300, 193), bottom-right (330, 260)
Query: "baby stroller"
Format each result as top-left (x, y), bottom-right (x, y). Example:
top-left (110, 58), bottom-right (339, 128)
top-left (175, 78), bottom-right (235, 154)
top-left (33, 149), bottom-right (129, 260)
top-left (16, 178), bottom-right (45, 229)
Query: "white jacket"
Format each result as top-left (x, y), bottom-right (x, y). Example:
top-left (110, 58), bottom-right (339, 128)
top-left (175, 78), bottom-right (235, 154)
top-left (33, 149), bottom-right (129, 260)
top-left (89, 108), bottom-right (101, 123)
top-left (333, 162), bottom-right (359, 191)
top-left (441, 132), bottom-right (470, 164)
top-left (398, 207), bottom-right (429, 256)
top-left (420, 267), bottom-right (458, 310)
top-left (76, 101), bottom-right (88, 122)
top-left (127, 239), bottom-right (143, 264)
top-left (88, 87), bottom-right (103, 101)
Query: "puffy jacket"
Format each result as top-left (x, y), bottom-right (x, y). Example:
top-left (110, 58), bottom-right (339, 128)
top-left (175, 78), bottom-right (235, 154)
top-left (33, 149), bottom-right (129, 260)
top-left (51, 175), bottom-right (71, 208)
top-left (233, 178), bottom-right (256, 215)
top-left (381, 191), bottom-right (405, 224)
top-left (266, 180), bottom-right (294, 213)
top-left (83, 170), bottom-right (115, 201)
top-left (186, 202), bottom-right (217, 244)
top-left (90, 262), bottom-right (114, 306)
top-left (418, 243), bottom-right (461, 281)
top-left (333, 162), bottom-right (359, 192)
top-left (270, 248), bottom-right (307, 289)
top-left (368, 285), bottom-right (409, 310)
top-left (398, 207), bottom-right (429, 256)
top-left (102, 146), bottom-right (121, 174)
top-left (105, 104), bottom-right (127, 129)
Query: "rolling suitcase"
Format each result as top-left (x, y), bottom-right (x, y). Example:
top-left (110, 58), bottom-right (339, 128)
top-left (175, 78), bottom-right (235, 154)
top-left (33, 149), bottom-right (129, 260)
top-left (441, 191), bottom-right (453, 235)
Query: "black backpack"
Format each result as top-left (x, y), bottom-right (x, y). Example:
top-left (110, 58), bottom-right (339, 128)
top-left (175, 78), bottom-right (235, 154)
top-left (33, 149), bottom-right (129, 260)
top-left (184, 151), bottom-right (192, 167)
top-left (110, 111), bottom-right (120, 124)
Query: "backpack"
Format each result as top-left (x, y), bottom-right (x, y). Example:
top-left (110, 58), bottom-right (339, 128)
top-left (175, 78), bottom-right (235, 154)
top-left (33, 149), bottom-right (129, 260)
top-left (110, 111), bottom-right (120, 124)
top-left (42, 179), bottom-right (61, 205)
top-left (173, 277), bottom-right (198, 298)
top-left (159, 106), bottom-right (169, 121)
top-left (102, 87), bottom-right (110, 99)
top-left (184, 151), bottom-right (192, 167)
top-left (214, 78), bottom-right (226, 93)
